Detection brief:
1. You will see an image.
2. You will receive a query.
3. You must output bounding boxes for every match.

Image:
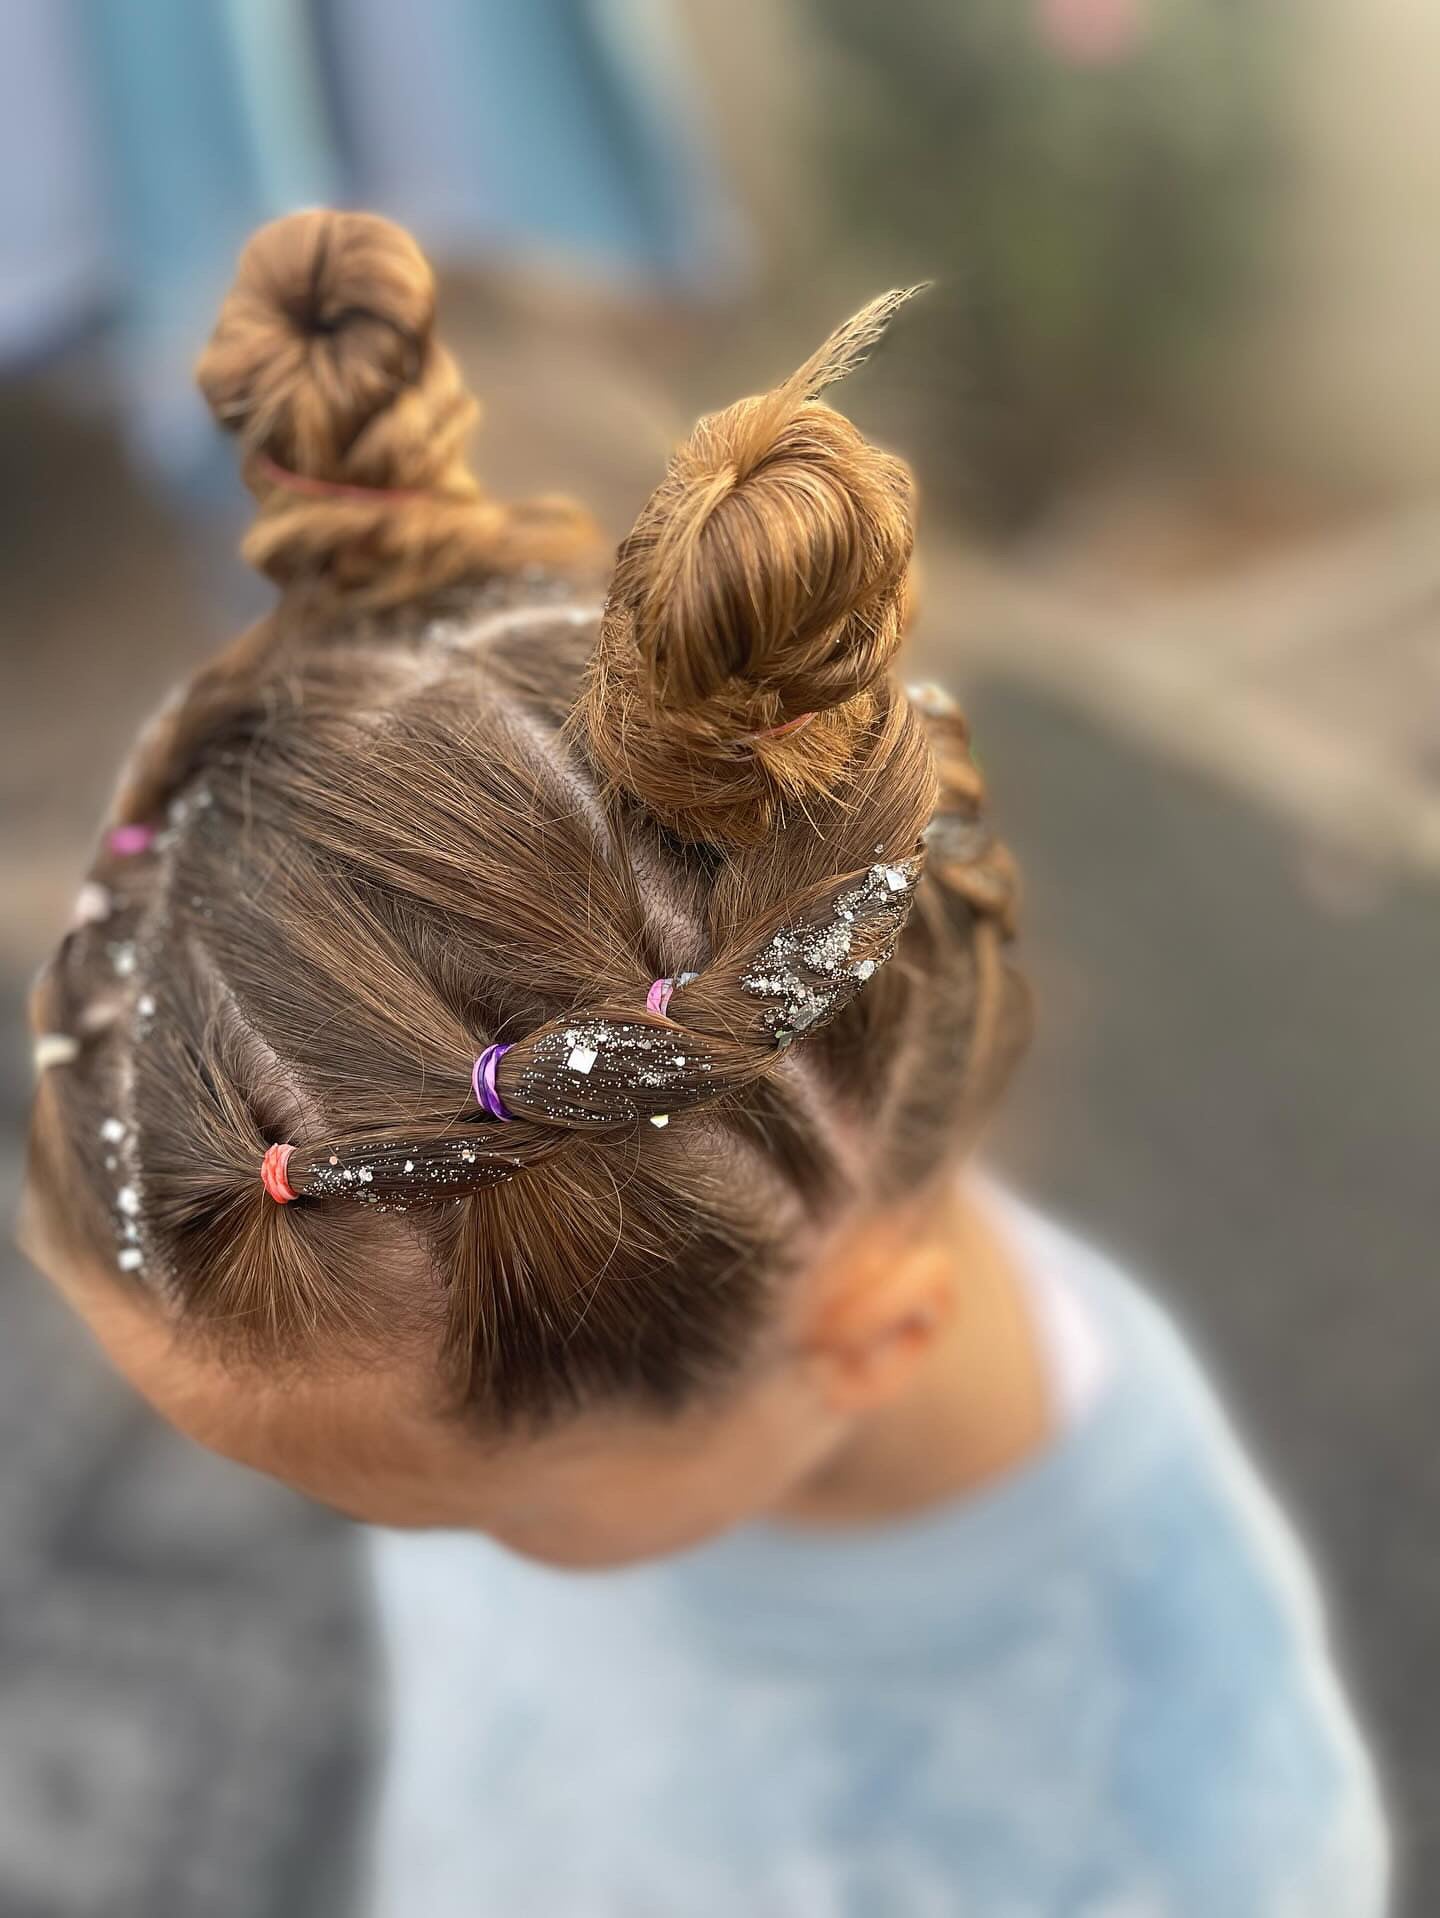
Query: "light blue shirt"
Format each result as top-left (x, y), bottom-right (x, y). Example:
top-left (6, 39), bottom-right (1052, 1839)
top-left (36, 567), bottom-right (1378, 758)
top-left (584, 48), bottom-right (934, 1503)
top-left (366, 1197), bottom-right (1388, 1916)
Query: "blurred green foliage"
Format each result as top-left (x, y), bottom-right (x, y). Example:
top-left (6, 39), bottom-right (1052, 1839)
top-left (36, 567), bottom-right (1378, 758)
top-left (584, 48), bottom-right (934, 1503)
top-left (808, 0), bottom-right (1278, 528)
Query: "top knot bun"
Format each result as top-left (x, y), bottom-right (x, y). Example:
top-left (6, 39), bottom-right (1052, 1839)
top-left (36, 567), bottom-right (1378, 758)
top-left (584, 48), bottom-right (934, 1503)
top-left (197, 209), bottom-right (465, 485)
top-left (195, 210), bottom-right (598, 606)
top-left (583, 289), bottom-right (928, 847)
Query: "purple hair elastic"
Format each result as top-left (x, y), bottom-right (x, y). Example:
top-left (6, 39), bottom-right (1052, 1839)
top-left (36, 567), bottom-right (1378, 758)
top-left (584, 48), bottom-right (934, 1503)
top-left (472, 1043), bottom-right (514, 1121)
top-left (107, 823), bottom-right (156, 857)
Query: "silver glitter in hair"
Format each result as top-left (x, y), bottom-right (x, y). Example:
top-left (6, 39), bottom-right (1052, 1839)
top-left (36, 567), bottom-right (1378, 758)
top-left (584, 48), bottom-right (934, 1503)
top-left (71, 882), bottom-right (113, 929)
top-left (303, 1137), bottom-right (520, 1206)
top-left (511, 1019), bottom-right (711, 1125)
top-left (907, 680), bottom-right (959, 719)
top-left (740, 856), bottom-right (922, 1046)
top-left (924, 812), bottom-right (993, 867)
top-left (108, 1074), bottom-right (147, 1278)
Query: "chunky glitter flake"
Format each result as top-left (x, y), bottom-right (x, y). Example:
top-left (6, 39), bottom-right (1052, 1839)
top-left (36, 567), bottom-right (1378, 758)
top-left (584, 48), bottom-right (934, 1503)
top-left (906, 680), bottom-right (959, 719)
top-left (33, 1033), bottom-right (79, 1072)
top-left (72, 882), bottom-right (113, 929)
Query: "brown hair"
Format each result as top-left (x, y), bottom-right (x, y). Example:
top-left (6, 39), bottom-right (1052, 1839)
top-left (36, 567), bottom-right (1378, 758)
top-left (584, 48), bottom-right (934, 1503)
top-left (26, 211), bottom-right (1028, 1427)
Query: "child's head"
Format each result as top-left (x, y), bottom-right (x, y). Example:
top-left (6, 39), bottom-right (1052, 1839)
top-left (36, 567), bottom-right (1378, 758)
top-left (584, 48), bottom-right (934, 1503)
top-left (24, 212), bottom-right (1027, 1567)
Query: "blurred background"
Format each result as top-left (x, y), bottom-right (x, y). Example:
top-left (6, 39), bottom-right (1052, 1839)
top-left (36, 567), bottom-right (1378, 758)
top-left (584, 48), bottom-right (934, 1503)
top-left (2, 1), bottom-right (1437, 1912)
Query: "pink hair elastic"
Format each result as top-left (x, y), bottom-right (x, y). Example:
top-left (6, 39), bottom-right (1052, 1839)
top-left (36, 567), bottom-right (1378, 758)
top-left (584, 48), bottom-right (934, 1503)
top-left (107, 823), bottom-right (156, 856)
top-left (739, 711), bottom-right (817, 746)
top-left (253, 451), bottom-right (431, 507)
top-left (260, 1142), bottom-right (298, 1204)
top-left (472, 1043), bottom-right (514, 1121)
top-left (647, 971), bottom-right (698, 1017)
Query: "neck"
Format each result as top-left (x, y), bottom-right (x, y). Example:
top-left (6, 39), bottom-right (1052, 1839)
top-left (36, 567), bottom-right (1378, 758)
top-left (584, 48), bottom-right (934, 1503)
top-left (774, 1185), bottom-right (1051, 1528)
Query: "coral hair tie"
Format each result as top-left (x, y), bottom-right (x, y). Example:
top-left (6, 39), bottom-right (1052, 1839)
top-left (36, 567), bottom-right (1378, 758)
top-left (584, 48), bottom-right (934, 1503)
top-left (260, 1142), bottom-right (298, 1204)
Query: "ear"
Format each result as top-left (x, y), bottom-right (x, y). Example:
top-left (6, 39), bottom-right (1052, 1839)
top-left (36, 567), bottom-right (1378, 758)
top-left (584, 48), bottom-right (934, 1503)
top-left (801, 1229), bottom-right (956, 1416)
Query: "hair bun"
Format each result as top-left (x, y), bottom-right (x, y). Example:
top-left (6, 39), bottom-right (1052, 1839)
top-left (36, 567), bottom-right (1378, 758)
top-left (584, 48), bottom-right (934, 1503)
top-left (621, 401), bottom-right (912, 717)
top-left (585, 289), bottom-right (928, 846)
top-left (196, 208), bottom-right (470, 489)
top-left (192, 209), bottom-right (599, 608)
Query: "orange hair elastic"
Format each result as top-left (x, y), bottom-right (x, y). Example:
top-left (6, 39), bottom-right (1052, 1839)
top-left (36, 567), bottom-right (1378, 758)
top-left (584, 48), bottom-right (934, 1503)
top-left (260, 1142), bottom-right (298, 1204)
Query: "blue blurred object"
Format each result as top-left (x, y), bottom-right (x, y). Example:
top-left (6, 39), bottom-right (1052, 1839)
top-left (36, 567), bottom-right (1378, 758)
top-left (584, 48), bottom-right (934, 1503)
top-left (3, 0), bottom-right (738, 485)
top-left (83, 0), bottom-right (337, 486)
top-left (321, 0), bottom-right (737, 284)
